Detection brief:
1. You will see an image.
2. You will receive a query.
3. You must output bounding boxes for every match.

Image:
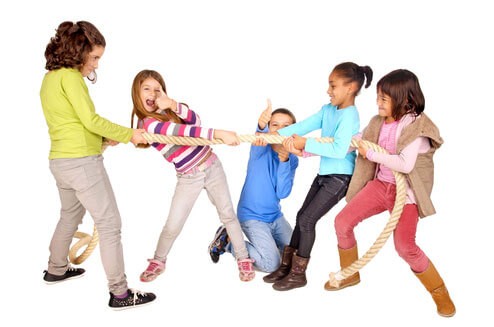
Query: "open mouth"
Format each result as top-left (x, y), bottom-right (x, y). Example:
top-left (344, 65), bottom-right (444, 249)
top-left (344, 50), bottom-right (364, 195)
top-left (146, 99), bottom-right (155, 107)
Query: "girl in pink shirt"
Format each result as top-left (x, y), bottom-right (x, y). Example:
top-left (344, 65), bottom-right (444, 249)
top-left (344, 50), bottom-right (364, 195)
top-left (326, 69), bottom-right (455, 317)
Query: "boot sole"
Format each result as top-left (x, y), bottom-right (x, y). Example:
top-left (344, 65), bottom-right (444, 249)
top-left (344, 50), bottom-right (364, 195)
top-left (109, 300), bottom-right (156, 311)
top-left (438, 310), bottom-right (456, 318)
top-left (272, 282), bottom-right (307, 291)
top-left (324, 279), bottom-right (360, 291)
top-left (43, 272), bottom-right (86, 285)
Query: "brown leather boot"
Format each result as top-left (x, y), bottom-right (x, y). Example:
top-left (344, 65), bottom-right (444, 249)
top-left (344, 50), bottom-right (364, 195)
top-left (263, 246), bottom-right (296, 283)
top-left (415, 261), bottom-right (456, 317)
top-left (324, 246), bottom-right (360, 291)
top-left (272, 254), bottom-right (309, 291)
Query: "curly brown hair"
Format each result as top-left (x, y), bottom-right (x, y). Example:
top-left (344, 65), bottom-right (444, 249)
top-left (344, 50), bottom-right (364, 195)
top-left (44, 21), bottom-right (106, 71)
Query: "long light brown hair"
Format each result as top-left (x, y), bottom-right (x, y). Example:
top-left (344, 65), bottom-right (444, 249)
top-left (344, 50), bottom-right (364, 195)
top-left (131, 70), bottom-right (184, 148)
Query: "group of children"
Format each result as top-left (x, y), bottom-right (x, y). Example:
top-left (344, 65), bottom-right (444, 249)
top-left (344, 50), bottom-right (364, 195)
top-left (39, 20), bottom-right (455, 317)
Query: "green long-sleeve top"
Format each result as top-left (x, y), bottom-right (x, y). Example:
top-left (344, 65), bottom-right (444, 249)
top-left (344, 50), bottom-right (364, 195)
top-left (40, 68), bottom-right (133, 159)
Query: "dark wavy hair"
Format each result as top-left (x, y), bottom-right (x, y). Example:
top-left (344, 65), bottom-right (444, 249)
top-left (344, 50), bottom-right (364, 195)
top-left (44, 21), bottom-right (106, 71)
top-left (377, 69), bottom-right (425, 121)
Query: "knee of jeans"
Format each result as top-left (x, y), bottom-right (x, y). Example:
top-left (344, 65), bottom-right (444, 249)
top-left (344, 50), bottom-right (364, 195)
top-left (258, 258), bottom-right (280, 273)
top-left (297, 215), bottom-right (316, 233)
top-left (334, 214), bottom-right (348, 234)
top-left (336, 213), bottom-right (356, 236)
top-left (93, 222), bottom-right (121, 237)
top-left (257, 252), bottom-right (281, 273)
top-left (394, 239), bottom-right (419, 262)
top-left (219, 213), bottom-right (238, 225)
top-left (162, 226), bottom-right (182, 239)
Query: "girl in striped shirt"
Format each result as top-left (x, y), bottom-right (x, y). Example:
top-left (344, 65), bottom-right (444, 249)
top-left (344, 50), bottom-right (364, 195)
top-left (130, 70), bottom-right (254, 282)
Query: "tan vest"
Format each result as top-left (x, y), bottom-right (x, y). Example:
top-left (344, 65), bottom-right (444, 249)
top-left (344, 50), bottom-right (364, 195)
top-left (346, 113), bottom-right (443, 218)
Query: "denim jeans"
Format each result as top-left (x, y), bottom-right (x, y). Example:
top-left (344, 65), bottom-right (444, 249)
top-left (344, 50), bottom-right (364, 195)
top-left (290, 174), bottom-right (351, 258)
top-left (154, 156), bottom-right (248, 261)
top-left (48, 155), bottom-right (128, 295)
top-left (335, 179), bottom-right (429, 272)
top-left (227, 216), bottom-right (292, 272)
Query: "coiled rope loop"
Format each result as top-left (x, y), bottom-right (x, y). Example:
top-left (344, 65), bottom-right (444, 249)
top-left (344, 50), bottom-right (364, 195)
top-left (69, 225), bottom-right (99, 264)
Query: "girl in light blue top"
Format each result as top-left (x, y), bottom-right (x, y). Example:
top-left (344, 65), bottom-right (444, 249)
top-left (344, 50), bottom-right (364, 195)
top-left (263, 62), bottom-right (373, 291)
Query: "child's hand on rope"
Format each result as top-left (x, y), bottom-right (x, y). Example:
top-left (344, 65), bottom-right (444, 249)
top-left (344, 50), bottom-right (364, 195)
top-left (131, 129), bottom-right (149, 146)
top-left (276, 145), bottom-right (290, 162)
top-left (214, 129), bottom-right (240, 146)
top-left (253, 132), bottom-right (269, 146)
top-left (282, 136), bottom-right (303, 157)
top-left (258, 98), bottom-right (272, 130)
top-left (357, 140), bottom-right (369, 159)
top-left (291, 134), bottom-right (307, 150)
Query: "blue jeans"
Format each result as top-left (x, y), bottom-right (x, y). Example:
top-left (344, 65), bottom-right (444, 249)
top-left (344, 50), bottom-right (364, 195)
top-left (227, 216), bottom-right (293, 272)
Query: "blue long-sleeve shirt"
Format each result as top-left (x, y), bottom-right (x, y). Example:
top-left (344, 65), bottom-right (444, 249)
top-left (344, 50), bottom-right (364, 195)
top-left (278, 103), bottom-right (359, 175)
top-left (237, 126), bottom-right (299, 223)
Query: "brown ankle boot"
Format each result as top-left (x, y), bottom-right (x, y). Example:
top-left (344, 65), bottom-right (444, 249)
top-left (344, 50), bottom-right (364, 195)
top-left (272, 254), bottom-right (309, 291)
top-left (415, 261), bottom-right (456, 317)
top-left (263, 246), bottom-right (296, 283)
top-left (324, 246), bottom-right (360, 291)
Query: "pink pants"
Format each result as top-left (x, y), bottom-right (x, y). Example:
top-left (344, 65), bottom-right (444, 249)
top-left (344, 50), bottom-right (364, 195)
top-left (335, 179), bottom-right (429, 273)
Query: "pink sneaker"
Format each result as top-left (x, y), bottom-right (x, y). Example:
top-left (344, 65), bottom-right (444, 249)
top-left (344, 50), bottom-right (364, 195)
top-left (140, 259), bottom-right (165, 282)
top-left (237, 258), bottom-right (255, 282)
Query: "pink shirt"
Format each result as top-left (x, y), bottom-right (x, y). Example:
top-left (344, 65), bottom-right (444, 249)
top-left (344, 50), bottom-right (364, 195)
top-left (365, 115), bottom-right (431, 204)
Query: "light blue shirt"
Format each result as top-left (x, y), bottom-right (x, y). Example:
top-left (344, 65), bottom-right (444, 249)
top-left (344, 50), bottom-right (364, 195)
top-left (278, 103), bottom-right (359, 175)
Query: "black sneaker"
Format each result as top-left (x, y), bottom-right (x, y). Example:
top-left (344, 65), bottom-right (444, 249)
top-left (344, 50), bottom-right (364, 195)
top-left (208, 225), bottom-right (228, 263)
top-left (43, 267), bottom-right (85, 284)
top-left (109, 289), bottom-right (156, 310)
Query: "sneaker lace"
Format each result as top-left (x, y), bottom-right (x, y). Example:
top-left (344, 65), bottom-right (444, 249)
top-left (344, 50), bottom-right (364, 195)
top-left (129, 289), bottom-right (147, 304)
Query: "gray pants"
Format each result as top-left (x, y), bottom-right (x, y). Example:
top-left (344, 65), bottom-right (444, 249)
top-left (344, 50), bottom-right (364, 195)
top-left (154, 157), bottom-right (249, 261)
top-left (48, 155), bottom-right (128, 295)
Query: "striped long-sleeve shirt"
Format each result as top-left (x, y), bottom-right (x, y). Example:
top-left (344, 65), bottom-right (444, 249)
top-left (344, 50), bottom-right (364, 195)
top-left (143, 103), bottom-right (215, 173)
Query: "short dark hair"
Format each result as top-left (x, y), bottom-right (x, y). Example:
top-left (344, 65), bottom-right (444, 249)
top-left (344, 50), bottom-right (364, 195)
top-left (377, 69), bottom-right (425, 120)
top-left (270, 108), bottom-right (296, 124)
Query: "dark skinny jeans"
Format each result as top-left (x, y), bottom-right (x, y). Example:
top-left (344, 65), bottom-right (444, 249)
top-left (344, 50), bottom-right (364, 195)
top-left (289, 174), bottom-right (351, 258)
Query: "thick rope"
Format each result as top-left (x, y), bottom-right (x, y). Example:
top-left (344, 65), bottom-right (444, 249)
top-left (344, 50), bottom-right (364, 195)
top-left (142, 132), bottom-right (335, 145)
top-left (69, 133), bottom-right (405, 269)
top-left (326, 139), bottom-right (407, 287)
top-left (141, 133), bottom-right (406, 281)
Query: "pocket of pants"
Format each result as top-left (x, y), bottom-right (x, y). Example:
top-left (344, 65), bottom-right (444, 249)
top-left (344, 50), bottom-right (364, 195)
top-left (323, 175), bottom-right (350, 200)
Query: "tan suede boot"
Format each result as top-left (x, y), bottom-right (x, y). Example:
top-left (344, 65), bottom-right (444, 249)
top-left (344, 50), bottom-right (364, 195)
top-left (263, 246), bottom-right (296, 283)
top-left (272, 254), bottom-right (309, 291)
top-left (415, 261), bottom-right (456, 317)
top-left (324, 246), bottom-right (360, 291)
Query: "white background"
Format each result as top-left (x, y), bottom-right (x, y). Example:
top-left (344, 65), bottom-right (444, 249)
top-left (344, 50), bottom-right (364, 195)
top-left (0, 0), bottom-right (492, 326)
